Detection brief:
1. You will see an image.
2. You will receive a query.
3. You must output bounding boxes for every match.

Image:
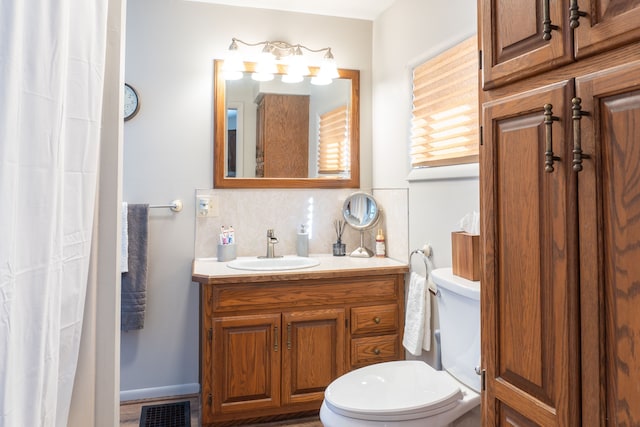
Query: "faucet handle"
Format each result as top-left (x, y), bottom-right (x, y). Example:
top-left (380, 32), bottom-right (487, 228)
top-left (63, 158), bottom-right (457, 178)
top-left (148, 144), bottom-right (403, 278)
top-left (267, 228), bottom-right (275, 237)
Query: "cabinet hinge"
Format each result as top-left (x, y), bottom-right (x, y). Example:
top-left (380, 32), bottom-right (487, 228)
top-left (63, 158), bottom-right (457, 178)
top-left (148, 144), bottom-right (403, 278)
top-left (208, 328), bottom-right (213, 342)
top-left (480, 126), bottom-right (483, 146)
top-left (478, 50), bottom-right (483, 70)
top-left (207, 393), bottom-right (212, 406)
top-left (481, 369), bottom-right (486, 391)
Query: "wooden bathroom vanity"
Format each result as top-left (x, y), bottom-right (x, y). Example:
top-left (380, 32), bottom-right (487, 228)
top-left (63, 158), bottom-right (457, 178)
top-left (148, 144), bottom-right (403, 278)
top-left (192, 255), bottom-right (408, 426)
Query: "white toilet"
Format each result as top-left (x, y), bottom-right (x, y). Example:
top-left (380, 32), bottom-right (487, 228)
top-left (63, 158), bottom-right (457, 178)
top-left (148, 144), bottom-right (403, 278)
top-left (320, 268), bottom-right (481, 426)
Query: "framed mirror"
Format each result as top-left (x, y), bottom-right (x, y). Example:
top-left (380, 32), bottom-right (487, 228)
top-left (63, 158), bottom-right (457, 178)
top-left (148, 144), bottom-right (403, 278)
top-left (213, 59), bottom-right (360, 188)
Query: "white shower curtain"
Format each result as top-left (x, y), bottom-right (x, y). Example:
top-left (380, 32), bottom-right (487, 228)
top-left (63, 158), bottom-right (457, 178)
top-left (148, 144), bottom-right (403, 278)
top-left (0, 0), bottom-right (110, 425)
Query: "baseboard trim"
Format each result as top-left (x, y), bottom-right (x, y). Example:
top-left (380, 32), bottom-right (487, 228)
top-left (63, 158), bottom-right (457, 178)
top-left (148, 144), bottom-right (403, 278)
top-left (120, 383), bottom-right (200, 402)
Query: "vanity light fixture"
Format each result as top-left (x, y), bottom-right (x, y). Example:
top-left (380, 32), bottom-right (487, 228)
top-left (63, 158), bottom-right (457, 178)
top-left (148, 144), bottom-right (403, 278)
top-left (222, 38), bottom-right (339, 85)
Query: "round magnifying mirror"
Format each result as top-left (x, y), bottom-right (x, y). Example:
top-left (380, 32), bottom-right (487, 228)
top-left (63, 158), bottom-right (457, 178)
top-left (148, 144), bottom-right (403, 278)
top-left (343, 192), bottom-right (380, 257)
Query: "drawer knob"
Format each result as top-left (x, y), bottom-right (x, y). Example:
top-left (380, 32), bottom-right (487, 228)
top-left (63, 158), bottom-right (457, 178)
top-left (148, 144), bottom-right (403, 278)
top-left (374, 348), bottom-right (381, 355)
top-left (373, 317), bottom-right (381, 324)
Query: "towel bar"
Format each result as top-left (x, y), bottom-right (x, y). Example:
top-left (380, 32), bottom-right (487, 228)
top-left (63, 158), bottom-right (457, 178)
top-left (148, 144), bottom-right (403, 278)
top-left (149, 199), bottom-right (183, 212)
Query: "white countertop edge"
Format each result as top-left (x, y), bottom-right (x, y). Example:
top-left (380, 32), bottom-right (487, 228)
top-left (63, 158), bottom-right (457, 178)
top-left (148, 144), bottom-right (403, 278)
top-left (192, 253), bottom-right (408, 278)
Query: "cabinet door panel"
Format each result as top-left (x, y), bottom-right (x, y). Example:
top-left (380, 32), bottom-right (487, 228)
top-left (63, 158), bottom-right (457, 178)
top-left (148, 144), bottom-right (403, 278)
top-left (576, 61), bottom-right (640, 425)
top-left (573, 0), bottom-right (640, 59)
top-left (212, 314), bottom-right (281, 414)
top-left (481, 80), bottom-right (580, 425)
top-left (281, 308), bottom-right (345, 405)
top-left (480, 0), bottom-right (573, 89)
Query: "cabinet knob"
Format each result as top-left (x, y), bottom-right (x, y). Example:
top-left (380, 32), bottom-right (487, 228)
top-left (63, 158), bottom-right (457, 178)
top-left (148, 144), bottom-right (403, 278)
top-left (373, 316), bottom-right (381, 324)
top-left (374, 348), bottom-right (381, 355)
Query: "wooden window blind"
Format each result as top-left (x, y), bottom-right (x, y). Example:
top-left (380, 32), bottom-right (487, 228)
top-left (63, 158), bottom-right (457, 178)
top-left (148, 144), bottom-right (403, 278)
top-left (410, 35), bottom-right (479, 168)
top-left (317, 105), bottom-right (349, 174)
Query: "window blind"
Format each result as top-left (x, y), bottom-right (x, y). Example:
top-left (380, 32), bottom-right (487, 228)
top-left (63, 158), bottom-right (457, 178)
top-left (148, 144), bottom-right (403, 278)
top-left (411, 35), bottom-right (479, 168)
top-left (318, 105), bottom-right (349, 174)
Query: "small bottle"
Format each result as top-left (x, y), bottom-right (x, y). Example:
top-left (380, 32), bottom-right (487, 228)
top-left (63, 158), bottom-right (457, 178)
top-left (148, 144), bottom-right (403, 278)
top-left (296, 224), bottom-right (309, 257)
top-left (375, 229), bottom-right (386, 258)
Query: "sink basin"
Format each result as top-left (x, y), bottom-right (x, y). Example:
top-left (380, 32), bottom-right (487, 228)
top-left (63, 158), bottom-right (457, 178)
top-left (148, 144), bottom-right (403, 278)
top-left (227, 256), bottom-right (320, 271)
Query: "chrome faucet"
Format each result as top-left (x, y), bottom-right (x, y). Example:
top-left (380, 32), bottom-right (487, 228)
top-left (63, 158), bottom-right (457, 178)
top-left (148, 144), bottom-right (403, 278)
top-left (261, 228), bottom-right (281, 259)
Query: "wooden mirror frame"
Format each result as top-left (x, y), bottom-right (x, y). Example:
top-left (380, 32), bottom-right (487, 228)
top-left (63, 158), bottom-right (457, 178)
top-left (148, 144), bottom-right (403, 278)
top-left (213, 59), bottom-right (360, 188)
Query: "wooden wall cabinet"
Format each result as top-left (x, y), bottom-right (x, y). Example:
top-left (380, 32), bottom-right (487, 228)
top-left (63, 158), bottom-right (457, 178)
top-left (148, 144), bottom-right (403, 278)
top-left (195, 269), bottom-right (405, 426)
top-left (480, 0), bottom-right (640, 424)
top-left (255, 93), bottom-right (310, 178)
top-left (480, 0), bottom-right (640, 89)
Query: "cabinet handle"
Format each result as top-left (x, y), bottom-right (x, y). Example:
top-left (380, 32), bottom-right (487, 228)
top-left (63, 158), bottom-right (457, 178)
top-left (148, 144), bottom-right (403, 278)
top-left (274, 326), bottom-right (279, 352)
top-left (542, 0), bottom-right (559, 40)
top-left (569, 0), bottom-right (587, 29)
top-left (287, 323), bottom-right (292, 350)
top-left (373, 348), bottom-right (381, 355)
top-left (544, 103), bottom-right (561, 173)
top-left (373, 316), bottom-right (381, 324)
top-left (571, 97), bottom-right (590, 172)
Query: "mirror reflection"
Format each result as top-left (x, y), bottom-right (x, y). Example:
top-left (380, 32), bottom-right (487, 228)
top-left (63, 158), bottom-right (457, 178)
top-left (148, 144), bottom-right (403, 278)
top-left (226, 76), bottom-right (351, 179)
top-left (343, 192), bottom-right (380, 230)
top-left (213, 60), bottom-right (360, 189)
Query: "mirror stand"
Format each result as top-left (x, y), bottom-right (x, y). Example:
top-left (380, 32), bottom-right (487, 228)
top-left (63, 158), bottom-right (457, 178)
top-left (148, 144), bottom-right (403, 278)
top-left (342, 192), bottom-right (380, 258)
top-left (351, 230), bottom-right (374, 258)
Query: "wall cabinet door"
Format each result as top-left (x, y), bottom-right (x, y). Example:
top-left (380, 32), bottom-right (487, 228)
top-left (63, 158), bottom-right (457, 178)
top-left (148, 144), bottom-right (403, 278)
top-left (481, 80), bottom-right (581, 425)
top-left (480, 0), bottom-right (640, 90)
top-left (572, 0), bottom-right (640, 59)
top-left (212, 313), bottom-right (281, 415)
top-left (575, 61), bottom-right (640, 425)
top-left (480, 0), bottom-right (573, 89)
top-left (281, 308), bottom-right (345, 406)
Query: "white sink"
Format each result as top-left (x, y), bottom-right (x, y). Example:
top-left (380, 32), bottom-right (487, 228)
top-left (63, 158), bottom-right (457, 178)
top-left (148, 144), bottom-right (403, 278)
top-left (227, 256), bottom-right (320, 271)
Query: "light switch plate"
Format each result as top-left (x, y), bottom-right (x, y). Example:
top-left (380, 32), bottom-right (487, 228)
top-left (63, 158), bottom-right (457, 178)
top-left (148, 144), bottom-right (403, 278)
top-left (197, 196), bottom-right (219, 217)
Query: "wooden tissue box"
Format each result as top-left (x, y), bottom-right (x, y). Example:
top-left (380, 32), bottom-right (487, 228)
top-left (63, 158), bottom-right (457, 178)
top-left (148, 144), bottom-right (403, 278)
top-left (451, 232), bottom-right (480, 281)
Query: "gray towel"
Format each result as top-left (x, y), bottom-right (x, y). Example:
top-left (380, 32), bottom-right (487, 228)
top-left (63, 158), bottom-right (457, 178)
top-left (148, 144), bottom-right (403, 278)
top-left (121, 204), bottom-right (149, 331)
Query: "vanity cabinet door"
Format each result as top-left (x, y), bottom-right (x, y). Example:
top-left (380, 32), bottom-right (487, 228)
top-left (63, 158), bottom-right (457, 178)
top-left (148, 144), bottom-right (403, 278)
top-left (281, 308), bottom-right (345, 406)
top-left (212, 313), bottom-right (281, 415)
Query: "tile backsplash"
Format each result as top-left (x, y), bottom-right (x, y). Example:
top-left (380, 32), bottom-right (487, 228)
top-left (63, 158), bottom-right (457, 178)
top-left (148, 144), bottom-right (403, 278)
top-left (194, 188), bottom-right (408, 261)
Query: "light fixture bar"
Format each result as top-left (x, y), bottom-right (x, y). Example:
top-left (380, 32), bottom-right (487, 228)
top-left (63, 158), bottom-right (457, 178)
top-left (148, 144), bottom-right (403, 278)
top-left (223, 38), bottom-right (338, 84)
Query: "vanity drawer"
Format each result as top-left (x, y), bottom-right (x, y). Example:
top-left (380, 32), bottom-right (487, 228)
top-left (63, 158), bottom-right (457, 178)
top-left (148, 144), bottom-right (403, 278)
top-left (351, 334), bottom-right (400, 368)
top-left (350, 304), bottom-right (399, 335)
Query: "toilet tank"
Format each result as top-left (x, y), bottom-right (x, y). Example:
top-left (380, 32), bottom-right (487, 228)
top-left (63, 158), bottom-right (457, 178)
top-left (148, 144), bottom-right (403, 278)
top-left (431, 268), bottom-right (481, 392)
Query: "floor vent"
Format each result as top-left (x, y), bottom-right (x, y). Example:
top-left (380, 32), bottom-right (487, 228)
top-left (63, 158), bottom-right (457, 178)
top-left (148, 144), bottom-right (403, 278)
top-left (139, 401), bottom-right (191, 427)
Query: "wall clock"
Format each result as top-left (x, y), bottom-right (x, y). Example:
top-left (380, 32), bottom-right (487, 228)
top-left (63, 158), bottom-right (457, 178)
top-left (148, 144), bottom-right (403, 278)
top-left (124, 83), bottom-right (140, 121)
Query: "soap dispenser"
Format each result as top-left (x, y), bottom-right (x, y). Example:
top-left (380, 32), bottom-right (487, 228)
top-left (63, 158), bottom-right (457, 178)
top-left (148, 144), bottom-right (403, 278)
top-left (296, 224), bottom-right (309, 257)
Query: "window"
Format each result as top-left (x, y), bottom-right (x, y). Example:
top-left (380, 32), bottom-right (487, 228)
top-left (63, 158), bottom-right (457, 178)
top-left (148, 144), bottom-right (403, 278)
top-left (410, 35), bottom-right (479, 168)
top-left (317, 105), bottom-right (349, 174)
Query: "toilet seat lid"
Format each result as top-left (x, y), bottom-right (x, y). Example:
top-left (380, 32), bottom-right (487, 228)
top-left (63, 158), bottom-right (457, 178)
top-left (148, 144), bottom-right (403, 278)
top-left (324, 361), bottom-right (463, 421)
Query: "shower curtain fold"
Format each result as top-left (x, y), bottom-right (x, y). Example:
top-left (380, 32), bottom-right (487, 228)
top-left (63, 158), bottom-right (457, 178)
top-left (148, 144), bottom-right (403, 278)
top-left (0, 0), bottom-right (111, 425)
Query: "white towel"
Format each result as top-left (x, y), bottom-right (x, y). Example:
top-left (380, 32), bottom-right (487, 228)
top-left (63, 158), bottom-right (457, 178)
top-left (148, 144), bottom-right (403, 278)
top-left (403, 272), bottom-right (431, 355)
top-left (121, 202), bottom-right (128, 273)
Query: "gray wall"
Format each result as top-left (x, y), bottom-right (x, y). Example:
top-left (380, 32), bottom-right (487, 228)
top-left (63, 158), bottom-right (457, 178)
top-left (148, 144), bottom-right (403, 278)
top-left (122, 0), bottom-right (372, 398)
top-left (373, 0), bottom-right (479, 366)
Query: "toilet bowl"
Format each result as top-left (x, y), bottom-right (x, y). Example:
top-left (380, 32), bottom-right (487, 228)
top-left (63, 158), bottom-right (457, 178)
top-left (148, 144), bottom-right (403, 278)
top-left (320, 360), bottom-right (479, 426)
top-left (320, 268), bottom-right (481, 426)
